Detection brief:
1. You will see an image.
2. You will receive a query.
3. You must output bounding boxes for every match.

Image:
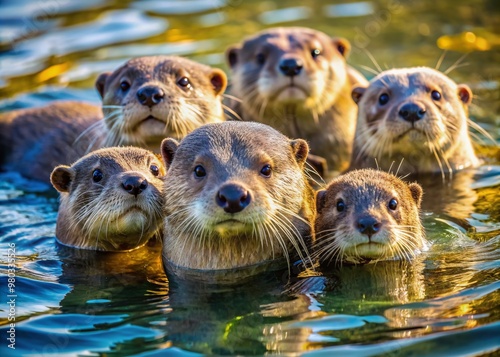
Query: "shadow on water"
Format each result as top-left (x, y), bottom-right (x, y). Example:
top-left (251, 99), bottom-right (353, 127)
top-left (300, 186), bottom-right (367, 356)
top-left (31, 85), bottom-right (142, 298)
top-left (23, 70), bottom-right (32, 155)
top-left (0, 0), bottom-right (499, 355)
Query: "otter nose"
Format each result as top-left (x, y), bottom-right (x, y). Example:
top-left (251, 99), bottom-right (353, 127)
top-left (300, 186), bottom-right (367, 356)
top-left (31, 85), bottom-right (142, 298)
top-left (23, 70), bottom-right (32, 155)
top-left (279, 58), bottom-right (303, 77)
top-left (399, 103), bottom-right (426, 123)
top-left (216, 184), bottom-right (251, 214)
top-left (357, 216), bottom-right (382, 237)
top-left (137, 86), bottom-right (164, 107)
top-left (121, 174), bottom-right (148, 197)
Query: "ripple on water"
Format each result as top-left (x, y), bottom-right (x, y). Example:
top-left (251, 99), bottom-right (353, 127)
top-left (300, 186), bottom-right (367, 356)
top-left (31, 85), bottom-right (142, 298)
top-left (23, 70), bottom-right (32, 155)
top-left (1, 315), bottom-right (161, 356)
top-left (0, 9), bottom-right (168, 79)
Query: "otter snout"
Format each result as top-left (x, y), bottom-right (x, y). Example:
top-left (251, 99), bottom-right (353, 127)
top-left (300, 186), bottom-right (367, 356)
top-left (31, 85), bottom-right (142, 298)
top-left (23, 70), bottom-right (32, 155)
top-left (398, 102), bottom-right (426, 123)
top-left (279, 58), bottom-right (303, 77)
top-left (216, 183), bottom-right (252, 214)
top-left (121, 173), bottom-right (148, 196)
top-left (137, 85), bottom-right (165, 107)
top-left (356, 215), bottom-right (382, 237)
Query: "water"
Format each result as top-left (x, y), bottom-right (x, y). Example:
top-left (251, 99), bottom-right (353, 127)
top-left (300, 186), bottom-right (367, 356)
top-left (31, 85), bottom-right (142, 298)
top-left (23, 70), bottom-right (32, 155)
top-left (0, 0), bottom-right (499, 355)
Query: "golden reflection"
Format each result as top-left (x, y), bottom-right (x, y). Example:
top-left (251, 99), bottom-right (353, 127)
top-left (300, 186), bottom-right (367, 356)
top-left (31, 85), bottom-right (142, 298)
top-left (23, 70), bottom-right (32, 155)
top-left (35, 63), bottom-right (71, 83)
top-left (437, 31), bottom-right (492, 52)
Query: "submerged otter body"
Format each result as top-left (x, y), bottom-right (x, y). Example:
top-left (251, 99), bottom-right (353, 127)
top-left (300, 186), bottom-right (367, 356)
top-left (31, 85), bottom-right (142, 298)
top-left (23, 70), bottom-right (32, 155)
top-left (160, 121), bottom-right (315, 281)
top-left (226, 27), bottom-right (367, 173)
top-left (349, 67), bottom-right (479, 177)
top-left (50, 147), bottom-right (165, 251)
top-left (0, 55), bottom-right (227, 183)
top-left (0, 101), bottom-right (102, 182)
top-left (314, 169), bottom-right (426, 265)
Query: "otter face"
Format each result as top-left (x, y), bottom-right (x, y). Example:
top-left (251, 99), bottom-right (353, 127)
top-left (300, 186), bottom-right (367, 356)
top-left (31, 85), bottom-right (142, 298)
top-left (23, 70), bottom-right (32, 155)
top-left (95, 56), bottom-right (227, 150)
top-left (227, 27), bottom-right (350, 118)
top-left (352, 67), bottom-right (474, 171)
top-left (161, 122), bottom-right (313, 270)
top-left (315, 170), bottom-right (425, 265)
top-left (50, 147), bottom-right (165, 251)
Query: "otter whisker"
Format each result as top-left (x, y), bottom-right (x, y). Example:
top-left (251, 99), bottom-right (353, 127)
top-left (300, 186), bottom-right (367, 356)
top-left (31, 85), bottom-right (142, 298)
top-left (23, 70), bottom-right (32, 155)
top-left (467, 119), bottom-right (497, 145)
top-left (435, 50), bottom-right (448, 71)
top-left (222, 104), bottom-right (242, 121)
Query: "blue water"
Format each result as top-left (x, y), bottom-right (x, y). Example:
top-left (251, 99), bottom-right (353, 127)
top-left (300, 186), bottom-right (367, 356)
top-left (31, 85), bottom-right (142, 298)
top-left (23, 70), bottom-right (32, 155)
top-left (1, 0), bottom-right (499, 356)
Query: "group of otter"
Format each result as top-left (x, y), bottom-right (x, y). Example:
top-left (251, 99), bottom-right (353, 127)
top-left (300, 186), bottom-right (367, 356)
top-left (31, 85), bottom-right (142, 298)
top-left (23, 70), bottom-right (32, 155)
top-left (0, 27), bottom-right (480, 282)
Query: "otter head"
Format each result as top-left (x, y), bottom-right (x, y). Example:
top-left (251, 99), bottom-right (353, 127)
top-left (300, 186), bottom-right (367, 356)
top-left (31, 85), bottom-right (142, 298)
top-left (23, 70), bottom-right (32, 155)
top-left (351, 67), bottom-right (477, 173)
top-left (95, 55), bottom-right (227, 150)
top-left (315, 169), bottom-right (425, 265)
top-left (227, 27), bottom-right (350, 120)
top-left (161, 121), bottom-right (313, 270)
top-left (50, 147), bottom-right (166, 251)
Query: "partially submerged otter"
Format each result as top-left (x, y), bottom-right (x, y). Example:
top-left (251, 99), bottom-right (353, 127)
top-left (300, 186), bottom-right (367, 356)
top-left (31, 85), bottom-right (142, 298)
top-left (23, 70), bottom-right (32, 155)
top-left (50, 147), bottom-right (165, 251)
top-left (314, 169), bottom-right (426, 265)
top-left (0, 55), bottom-right (227, 183)
top-left (349, 67), bottom-right (480, 177)
top-left (160, 121), bottom-right (315, 281)
top-left (226, 27), bottom-right (367, 173)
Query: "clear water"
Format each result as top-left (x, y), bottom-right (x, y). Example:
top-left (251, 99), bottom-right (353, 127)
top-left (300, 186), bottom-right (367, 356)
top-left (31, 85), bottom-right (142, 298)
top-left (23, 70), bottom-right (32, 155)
top-left (0, 0), bottom-right (499, 356)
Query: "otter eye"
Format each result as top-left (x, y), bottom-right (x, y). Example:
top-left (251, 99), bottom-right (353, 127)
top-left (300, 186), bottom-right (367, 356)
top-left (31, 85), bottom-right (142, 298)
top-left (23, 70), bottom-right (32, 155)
top-left (177, 77), bottom-right (191, 88)
top-left (311, 48), bottom-right (321, 58)
top-left (150, 164), bottom-right (160, 177)
top-left (194, 165), bottom-right (206, 178)
top-left (120, 80), bottom-right (130, 92)
top-left (336, 199), bottom-right (345, 212)
top-left (256, 53), bottom-right (266, 65)
top-left (260, 164), bottom-right (272, 177)
top-left (388, 198), bottom-right (398, 210)
top-left (431, 90), bottom-right (441, 101)
top-left (92, 169), bottom-right (103, 183)
top-left (379, 93), bottom-right (389, 105)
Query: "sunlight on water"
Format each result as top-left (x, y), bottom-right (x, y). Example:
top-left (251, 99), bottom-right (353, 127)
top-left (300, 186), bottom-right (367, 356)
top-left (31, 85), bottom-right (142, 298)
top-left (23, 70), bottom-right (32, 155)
top-left (0, 0), bottom-right (499, 355)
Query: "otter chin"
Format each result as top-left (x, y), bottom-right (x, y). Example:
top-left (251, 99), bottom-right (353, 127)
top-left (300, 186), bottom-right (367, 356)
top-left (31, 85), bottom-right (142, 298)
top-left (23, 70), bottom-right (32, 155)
top-left (314, 169), bottom-right (426, 265)
top-left (50, 147), bottom-right (165, 251)
top-left (160, 121), bottom-right (316, 279)
top-left (349, 67), bottom-right (480, 177)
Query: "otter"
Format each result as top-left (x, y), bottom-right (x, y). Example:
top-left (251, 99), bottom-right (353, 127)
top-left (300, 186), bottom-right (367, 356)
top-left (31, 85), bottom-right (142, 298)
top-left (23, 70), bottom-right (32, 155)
top-left (50, 147), bottom-right (165, 251)
top-left (314, 169), bottom-right (426, 265)
top-left (160, 121), bottom-right (316, 282)
top-left (226, 27), bottom-right (368, 173)
top-left (0, 55), bottom-right (227, 183)
top-left (349, 67), bottom-right (480, 177)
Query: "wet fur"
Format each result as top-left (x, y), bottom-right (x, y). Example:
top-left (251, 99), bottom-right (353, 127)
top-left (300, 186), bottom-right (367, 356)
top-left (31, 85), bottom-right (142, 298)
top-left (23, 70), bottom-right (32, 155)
top-left (350, 67), bottom-right (479, 178)
top-left (51, 147), bottom-right (165, 251)
top-left (161, 121), bottom-right (316, 272)
top-left (226, 27), bottom-right (368, 172)
top-left (314, 169), bottom-right (426, 265)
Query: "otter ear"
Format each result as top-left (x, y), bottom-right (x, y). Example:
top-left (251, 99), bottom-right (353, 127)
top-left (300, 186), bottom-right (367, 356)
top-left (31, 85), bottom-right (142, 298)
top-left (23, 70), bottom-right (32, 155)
top-left (352, 86), bottom-right (367, 104)
top-left (226, 46), bottom-right (240, 68)
top-left (332, 37), bottom-right (351, 58)
top-left (161, 138), bottom-right (180, 169)
top-left (457, 84), bottom-right (473, 105)
top-left (51, 166), bottom-right (74, 193)
top-left (95, 72), bottom-right (111, 99)
top-left (316, 189), bottom-right (327, 214)
top-left (290, 139), bottom-right (309, 166)
top-left (209, 69), bottom-right (228, 96)
top-left (408, 182), bottom-right (423, 207)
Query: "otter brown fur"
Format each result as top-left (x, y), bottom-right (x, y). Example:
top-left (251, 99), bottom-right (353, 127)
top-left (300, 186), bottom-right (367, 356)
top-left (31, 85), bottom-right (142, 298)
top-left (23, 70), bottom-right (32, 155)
top-left (226, 27), bottom-right (368, 173)
top-left (349, 67), bottom-right (479, 177)
top-left (0, 55), bottom-right (227, 183)
top-left (314, 169), bottom-right (426, 265)
top-left (50, 147), bottom-right (165, 251)
top-left (160, 121), bottom-right (315, 278)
